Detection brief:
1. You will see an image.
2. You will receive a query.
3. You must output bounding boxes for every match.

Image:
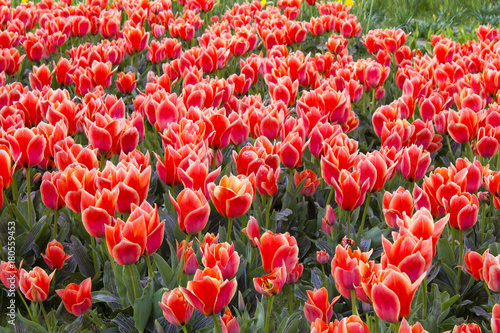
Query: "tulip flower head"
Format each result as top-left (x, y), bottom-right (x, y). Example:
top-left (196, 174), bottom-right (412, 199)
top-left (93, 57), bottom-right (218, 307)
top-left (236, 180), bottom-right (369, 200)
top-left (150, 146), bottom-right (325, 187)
top-left (56, 278), bottom-right (92, 316)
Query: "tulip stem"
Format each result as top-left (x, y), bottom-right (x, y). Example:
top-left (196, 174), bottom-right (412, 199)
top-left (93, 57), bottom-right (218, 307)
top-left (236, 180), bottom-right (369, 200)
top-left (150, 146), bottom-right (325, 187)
top-left (227, 218), bottom-right (233, 243)
top-left (211, 313), bottom-right (222, 333)
top-left (350, 289), bottom-right (358, 316)
top-left (128, 264), bottom-right (139, 302)
top-left (288, 284), bottom-right (294, 315)
top-left (480, 203), bottom-right (486, 243)
top-left (181, 325), bottom-right (188, 333)
top-left (457, 229), bottom-right (463, 291)
top-left (322, 265), bottom-right (327, 284)
top-left (11, 174), bottom-right (18, 202)
top-left (90, 237), bottom-right (99, 275)
top-left (52, 209), bottom-right (59, 240)
top-left (212, 149), bottom-right (218, 170)
top-left (264, 296), bottom-right (274, 333)
top-left (85, 312), bottom-right (101, 329)
top-left (422, 276), bottom-right (427, 320)
top-left (484, 282), bottom-right (495, 305)
top-left (265, 196), bottom-right (272, 231)
top-left (358, 194), bottom-right (371, 244)
top-left (17, 289), bottom-right (34, 321)
top-left (446, 135), bottom-right (454, 162)
top-left (346, 210), bottom-right (351, 239)
top-left (288, 168), bottom-right (294, 192)
top-left (26, 167), bottom-right (32, 227)
top-left (100, 154), bottom-right (106, 172)
top-left (146, 254), bottom-right (153, 280)
top-left (326, 187), bottom-right (334, 206)
top-left (40, 301), bottom-right (52, 332)
top-left (177, 234), bottom-right (190, 285)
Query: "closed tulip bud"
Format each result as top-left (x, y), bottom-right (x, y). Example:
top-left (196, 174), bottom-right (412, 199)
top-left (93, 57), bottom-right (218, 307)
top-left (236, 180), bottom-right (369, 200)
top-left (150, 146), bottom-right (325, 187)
top-left (180, 267), bottom-right (237, 316)
top-left (177, 240), bottom-right (198, 275)
top-left (316, 251), bottom-right (330, 265)
top-left (105, 218), bottom-right (147, 266)
top-left (294, 169), bottom-right (320, 196)
top-left (170, 188), bottom-right (210, 235)
top-left (202, 242), bottom-right (240, 280)
top-left (492, 304), bottom-right (500, 333)
top-left (463, 250), bottom-right (485, 281)
top-left (332, 169), bottom-right (370, 212)
top-left (286, 262), bottom-right (303, 284)
top-left (208, 175), bottom-right (254, 219)
top-left (159, 288), bottom-right (194, 327)
top-left (128, 202), bottom-right (165, 255)
top-left (221, 308), bottom-right (240, 333)
top-left (0, 261), bottom-right (21, 290)
top-left (41, 171), bottom-right (65, 211)
top-left (56, 277), bottom-right (92, 316)
top-left (41, 240), bottom-right (71, 270)
top-left (7, 128), bottom-right (46, 168)
top-left (19, 267), bottom-right (55, 302)
top-left (254, 265), bottom-right (287, 296)
top-left (397, 145), bottom-right (431, 182)
top-left (242, 216), bottom-right (260, 247)
top-left (304, 287), bottom-right (338, 323)
top-left (256, 165), bottom-right (280, 197)
top-left (369, 267), bottom-right (424, 323)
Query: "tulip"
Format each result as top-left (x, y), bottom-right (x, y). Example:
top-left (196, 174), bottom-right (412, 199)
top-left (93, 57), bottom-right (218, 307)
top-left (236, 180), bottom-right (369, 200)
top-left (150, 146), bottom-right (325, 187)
top-left (55, 278), bottom-right (92, 316)
top-left (447, 108), bottom-right (478, 144)
top-left (482, 251), bottom-right (500, 292)
top-left (451, 324), bottom-right (482, 333)
top-left (254, 265), bottom-right (287, 297)
top-left (116, 72), bottom-right (138, 94)
top-left (256, 165), bottom-right (281, 197)
top-left (310, 318), bottom-right (337, 333)
top-left (278, 132), bottom-right (306, 170)
top-left (304, 287), bottom-right (339, 323)
top-left (124, 26), bottom-right (149, 54)
top-left (158, 288), bottom-right (194, 327)
top-left (180, 267), bottom-right (237, 317)
top-left (294, 169), bottom-right (320, 196)
top-left (220, 307), bottom-right (240, 333)
top-left (7, 128), bottom-right (46, 169)
top-left (397, 145), bottom-right (431, 182)
top-left (0, 261), bottom-right (21, 290)
top-left (41, 240), bottom-right (71, 270)
top-left (242, 216), bottom-right (260, 247)
top-left (90, 61), bottom-right (117, 89)
top-left (19, 267), bottom-right (55, 302)
top-left (383, 187), bottom-right (414, 229)
top-left (105, 218), bottom-right (146, 266)
top-left (128, 202), bottom-right (165, 255)
top-left (492, 304), bottom-right (500, 333)
top-left (178, 158), bottom-right (221, 200)
top-left (202, 242), bottom-right (240, 280)
top-left (317, 251), bottom-right (330, 265)
top-left (399, 318), bottom-right (428, 333)
top-left (286, 262), bottom-right (304, 284)
top-left (463, 250), bottom-right (485, 281)
top-left (256, 231), bottom-right (299, 276)
top-left (322, 205), bottom-right (337, 236)
top-left (368, 267), bottom-right (424, 323)
top-left (336, 315), bottom-right (371, 333)
top-left (170, 188), bottom-right (210, 236)
top-left (81, 189), bottom-right (116, 238)
top-left (444, 193), bottom-right (479, 231)
top-left (176, 240), bottom-right (199, 275)
top-left (29, 64), bottom-right (53, 90)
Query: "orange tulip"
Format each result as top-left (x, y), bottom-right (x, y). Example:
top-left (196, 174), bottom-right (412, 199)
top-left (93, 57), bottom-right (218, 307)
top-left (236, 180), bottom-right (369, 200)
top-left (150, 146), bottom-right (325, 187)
top-left (56, 277), bottom-right (92, 316)
top-left (170, 188), bottom-right (210, 235)
top-left (158, 288), bottom-right (194, 327)
top-left (201, 242), bottom-right (240, 280)
top-left (336, 315), bottom-right (371, 333)
top-left (253, 265), bottom-right (287, 296)
top-left (208, 175), bottom-right (254, 218)
top-left (256, 231), bottom-right (299, 274)
top-left (332, 169), bottom-right (371, 212)
top-left (19, 267), bottom-right (55, 302)
top-left (304, 287), bottom-right (338, 323)
top-left (105, 218), bottom-right (147, 266)
top-left (41, 240), bottom-right (71, 270)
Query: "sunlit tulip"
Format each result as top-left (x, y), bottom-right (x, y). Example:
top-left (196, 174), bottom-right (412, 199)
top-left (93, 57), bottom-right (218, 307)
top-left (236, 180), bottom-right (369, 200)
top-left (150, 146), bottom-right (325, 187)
top-left (254, 265), bottom-right (287, 296)
top-left (41, 240), bottom-right (71, 270)
top-left (208, 175), bottom-right (254, 218)
top-left (202, 242), bottom-right (240, 280)
top-left (463, 250), bottom-right (485, 281)
top-left (159, 288), bottom-right (194, 327)
top-left (105, 218), bottom-right (146, 266)
top-left (256, 231), bottom-right (299, 274)
top-left (304, 287), bottom-right (338, 323)
top-left (0, 261), bottom-right (21, 290)
top-left (128, 202), bottom-right (165, 255)
top-left (220, 307), bottom-right (240, 333)
top-left (56, 278), bottom-right (92, 316)
top-left (170, 188), bottom-right (210, 235)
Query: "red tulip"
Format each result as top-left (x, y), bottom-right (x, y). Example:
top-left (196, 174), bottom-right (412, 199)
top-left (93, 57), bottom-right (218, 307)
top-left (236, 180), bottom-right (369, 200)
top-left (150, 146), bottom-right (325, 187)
top-left (81, 189), bottom-right (116, 238)
top-left (242, 216), bottom-right (260, 247)
top-left (451, 324), bottom-right (481, 333)
top-left (128, 201), bottom-right (164, 255)
top-left (483, 251), bottom-right (500, 292)
top-left (447, 108), bottom-right (478, 144)
top-left (220, 307), bottom-right (240, 333)
top-left (159, 288), bottom-right (194, 326)
top-left (492, 304), bottom-right (500, 333)
top-left (304, 287), bottom-right (338, 323)
top-left (310, 318), bottom-right (337, 333)
top-left (54, 58), bottom-right (75, 86)
top-left (0, 147), bottom-right (13, 191)
top-left (336, 315), bottom-right (371, 333)
top-left (357, 151), bottom-right (396, 192)
top-left (201, 242), bottom-right (240, 280)
top-left (294, 169), bottom-right (320, 196)
top-left (170, 188), bottom-right (210, 235)
top-left (124, 26), bottom-right (149, 54)
top-left (7, 128), bottom-right (46, 168)
top-left (208, 174), bottom-right (254, 219)
top-left (397, 145), bottom-right (431, 182)
top-left (398, 318), bottom-right (428, 333)
top-left (368, 267), bottom-right (424, 323)
top-left (0, 261), bottom-right (21, 290)
top-left (116, 72), bottom-right (138, 94)
top-left (332, 169), bottom-right (370, 212)
top-left (286, 262), bottom-right (304, 284)
top-left (176, 240), bottom-right (199, 275)
top-left (268, 76), bottom-right (299, 107)
top-left (317, 251), bottom-right (330, 265)
top-left (463, 250), bottom-right (485, 281)
top-left (381, 234), bottom-right (433, 283)
top-left (256, 165), bottom-right (281, 197)
top-left (278, 132), bottom-right (306, 170)
top-left (443, 193), bottom-right (479, 230)
top-left (180, 267), bottom-right (237, 316)
top-left (256, 231), bottom-right (299, 274)
top-left (90, 61), bottom-right (117, 89)
top-left (321, 145), bottom-right (358, 187)
top-left (331, 245), bottom-right (372, 302)
top-left (29, 64), bottom-right (53, 90)
top-left (19, 267), bottom-right (55, 302)
top-left (55, 277), bottom-right (92, 316)
top-left (383, 187), bottom-right (414, 229)
top-left (253, 265), bottom-right (287, 296)
top-left (105, 218), bottom-right (147, 266)
top-left (178, 158), bottom-right (220, 200)
top-left (40, 171), bottom-right (65, 211)
top-left (41, 240), bottom-right (71, 270)
top-left (322, 205), bottom-right (337, 236)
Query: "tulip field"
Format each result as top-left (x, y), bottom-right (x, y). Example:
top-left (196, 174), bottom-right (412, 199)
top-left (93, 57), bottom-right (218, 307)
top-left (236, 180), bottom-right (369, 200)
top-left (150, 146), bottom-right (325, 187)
top-left (3, 0), bottom-right (500, 331)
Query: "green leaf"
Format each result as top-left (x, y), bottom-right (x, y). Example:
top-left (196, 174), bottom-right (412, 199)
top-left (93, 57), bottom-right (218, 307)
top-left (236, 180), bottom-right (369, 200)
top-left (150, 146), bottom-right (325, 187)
top-left (153, 253), bottom-right (174, 288)
top-left (133, 281), bottom-right (154, 333)
top-left (437, 238), bottom-right (455, 267)
top-left (92, 291), bottom-right (122, 304)
top-left (122, 264), bottom-right (143, 305)
top-left (15, 312), bottom-right (48, 333)
top-left (114, 264), bottom-right (128, 307)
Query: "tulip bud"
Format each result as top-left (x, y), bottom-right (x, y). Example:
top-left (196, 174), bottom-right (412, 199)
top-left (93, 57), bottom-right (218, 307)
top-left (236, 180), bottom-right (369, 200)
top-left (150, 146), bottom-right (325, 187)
top-left (316, 251), bottom-right (330, 265)
top-left (159, 288), bottom-right (194, 326)
top-left (41, 240), bottom-right (72, 270)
